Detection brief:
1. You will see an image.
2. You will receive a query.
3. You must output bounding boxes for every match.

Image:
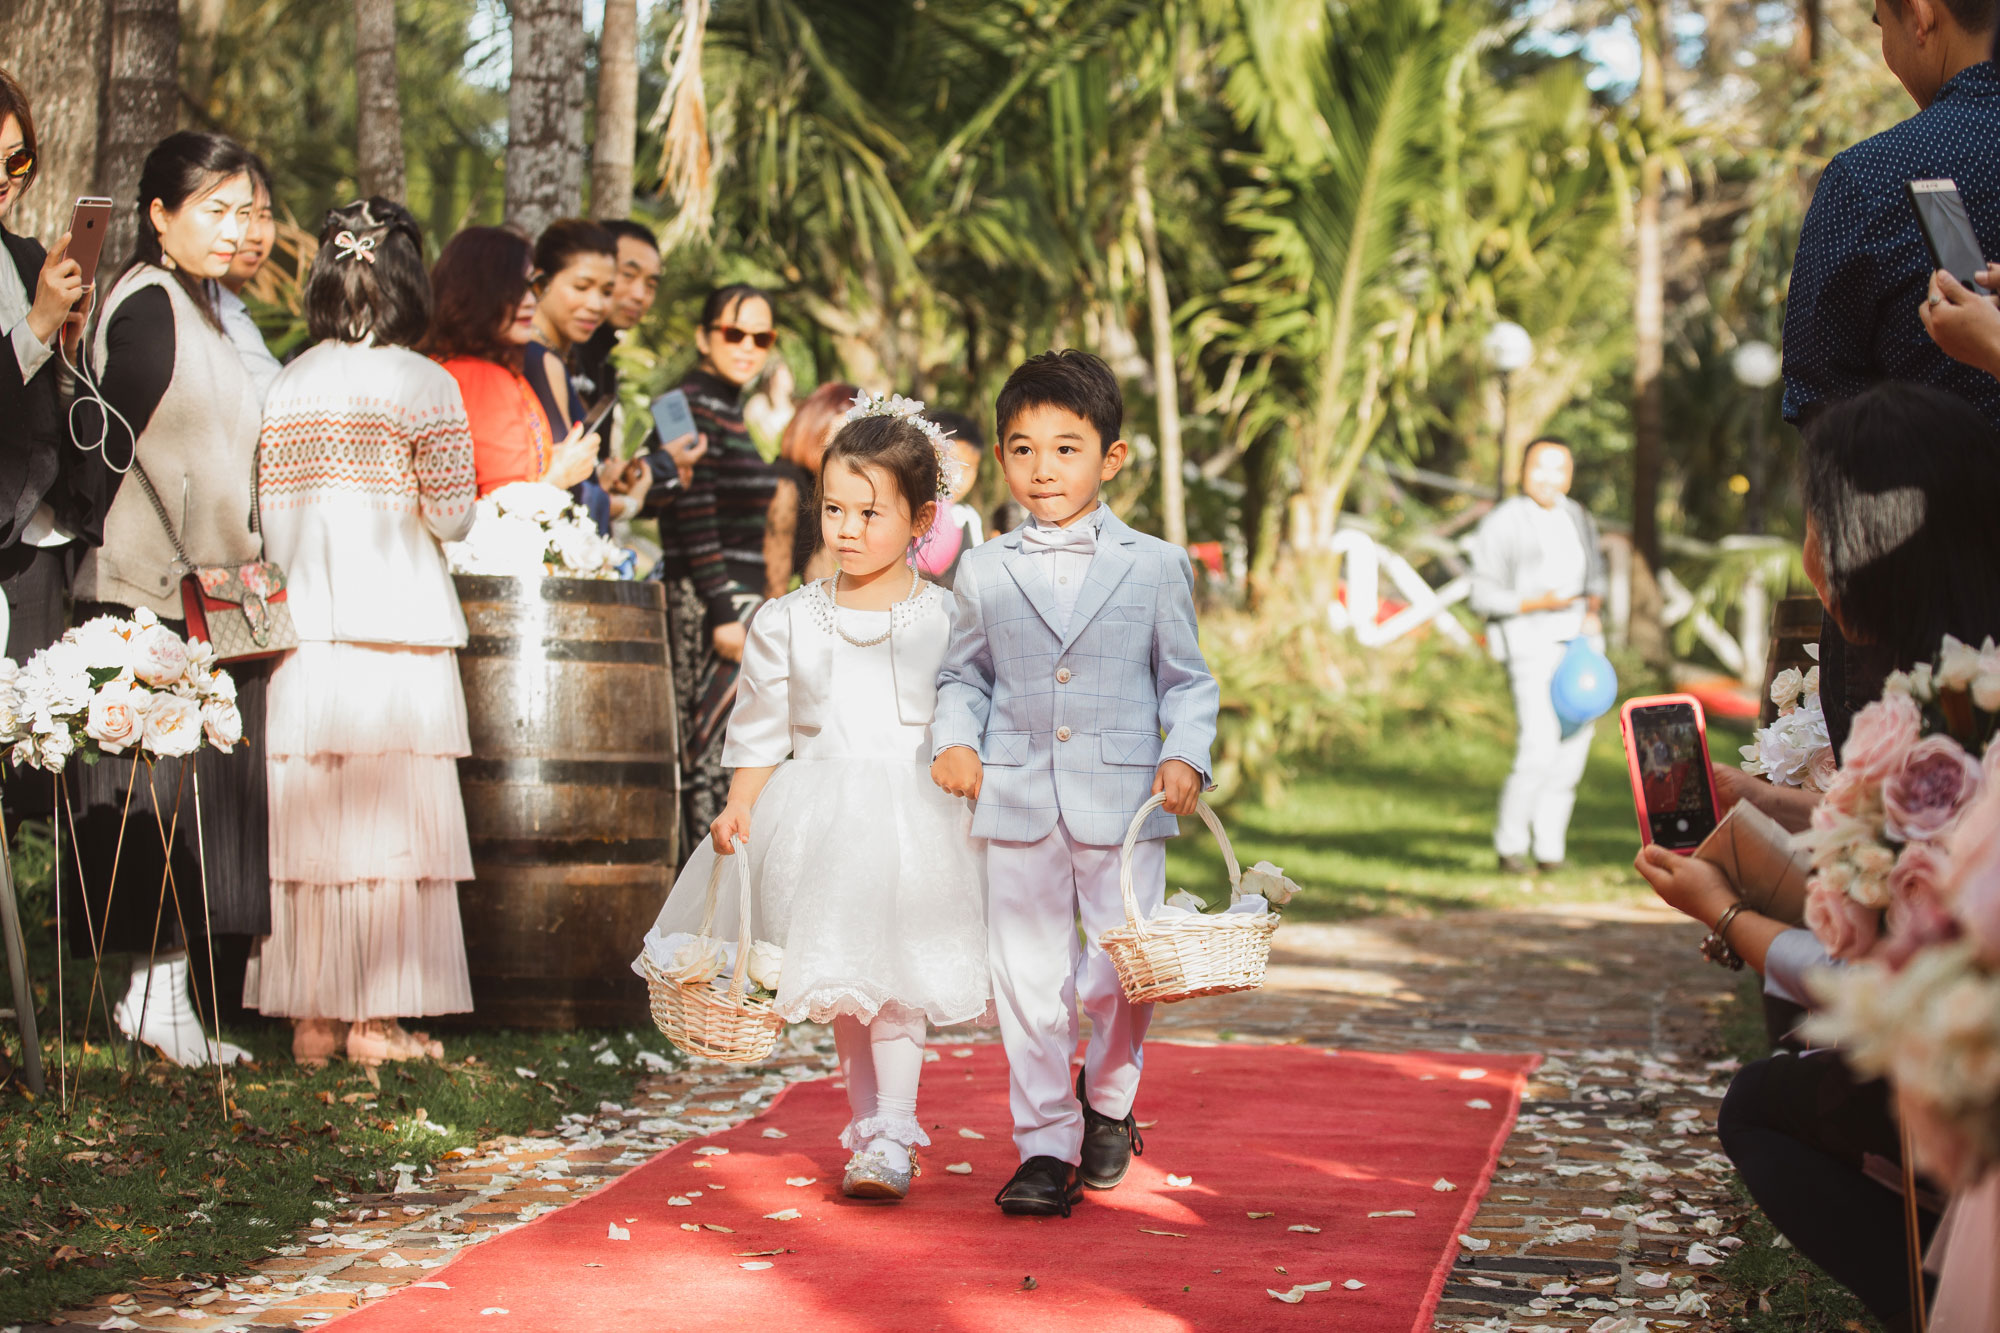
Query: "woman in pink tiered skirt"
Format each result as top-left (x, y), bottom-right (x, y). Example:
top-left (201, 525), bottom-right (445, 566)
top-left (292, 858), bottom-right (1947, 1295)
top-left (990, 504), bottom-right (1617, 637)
top-left (243, 199), bottom-right (481, 1066)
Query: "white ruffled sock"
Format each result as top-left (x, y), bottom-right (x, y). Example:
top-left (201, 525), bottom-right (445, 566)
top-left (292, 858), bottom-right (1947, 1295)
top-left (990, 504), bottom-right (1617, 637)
top-left (868, 1089), bottom-right (919, 1172)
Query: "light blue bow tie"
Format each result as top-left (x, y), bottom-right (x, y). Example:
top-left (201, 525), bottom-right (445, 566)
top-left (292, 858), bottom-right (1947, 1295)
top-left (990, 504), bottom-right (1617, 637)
top-left (1021, 522), bottom-right (1098, 556)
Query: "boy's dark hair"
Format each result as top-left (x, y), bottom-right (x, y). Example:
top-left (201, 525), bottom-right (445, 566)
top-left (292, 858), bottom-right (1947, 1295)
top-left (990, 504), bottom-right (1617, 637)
top-left (922, 408), bottom-right (985, 450)
top-left (995, 349), bottom-right (1122, 452)
top-left (1803, 382), bottom-right (2000, 669)
top-left (819, 414), bottom-right (941, 523)
top-left (303, 197), bottom-right (429, 347)
top-left (598, 218), bottom-right (660, 254)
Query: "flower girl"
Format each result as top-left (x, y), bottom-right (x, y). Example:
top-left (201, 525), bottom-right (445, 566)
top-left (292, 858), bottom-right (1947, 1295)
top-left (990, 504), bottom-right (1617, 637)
top-left (635, 395), bottom-right (988, 1200)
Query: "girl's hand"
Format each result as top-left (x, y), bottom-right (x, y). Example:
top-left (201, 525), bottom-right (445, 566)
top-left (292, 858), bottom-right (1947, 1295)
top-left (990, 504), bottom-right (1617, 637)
top-left (27, 232), bottom-right (85, 348)
top-left (1633, 844), bottom-right (1737, 927)
top-left (710, 804), bottom-right (752, 855)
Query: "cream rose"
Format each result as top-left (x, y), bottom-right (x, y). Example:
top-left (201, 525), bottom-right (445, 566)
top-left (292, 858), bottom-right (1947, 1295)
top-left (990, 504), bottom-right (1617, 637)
top-left (746, 940), bottom-right (785, 992)
top-left (86, 684), bottom-right (150, 755)
top-left (669, 935), bottom-right (725, 986)
top-left (201, 698), bottom-right (244, 751)
top-left (140, 692), bottom-right (203, 757)
top-left (1769, 668), bottom-right (1805, 710)
top-left (1240, 860), bottom-right (1301, 906)
top-left (37, 725), bottom-right (76, 771)
top-left (1938, 635), bottom-right (1982, 691)
top-left (130, 624), bottom-right (191, 689)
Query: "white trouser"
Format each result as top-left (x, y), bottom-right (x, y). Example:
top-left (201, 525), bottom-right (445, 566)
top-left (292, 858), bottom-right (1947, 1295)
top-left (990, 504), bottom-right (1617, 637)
top-left (987, 819), bottom-right (1165, 1165)
top-left (1495, 625), bottom-right (1596, 863)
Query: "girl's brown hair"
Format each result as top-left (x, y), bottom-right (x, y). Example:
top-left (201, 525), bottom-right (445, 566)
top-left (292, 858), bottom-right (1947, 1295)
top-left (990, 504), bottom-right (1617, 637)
top-left (421, 225), bottom-right (534, 368)
top-left (818, 413), bottom-right (942, 526)
top-left (780, 381), bottom-right (859, 472)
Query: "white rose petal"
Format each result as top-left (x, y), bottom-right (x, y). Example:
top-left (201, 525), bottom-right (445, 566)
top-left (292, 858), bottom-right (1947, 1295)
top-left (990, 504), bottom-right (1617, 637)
top-left (606, 1223), bottom-right (629, 1240)
top-left (1165, 1174), bottom-right (1193, 1187)
top-left (1433, 1178), bottom-right (1458, 1191)
top-left (1685, 1241), bottom-right (1723, 1265)
top-left (945, 1162), bottom-right (972, 1174)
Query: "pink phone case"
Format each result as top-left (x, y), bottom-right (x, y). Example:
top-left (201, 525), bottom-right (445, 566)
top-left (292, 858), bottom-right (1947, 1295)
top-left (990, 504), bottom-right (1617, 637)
top-left (1619, 692), bottom-right (1720, 853)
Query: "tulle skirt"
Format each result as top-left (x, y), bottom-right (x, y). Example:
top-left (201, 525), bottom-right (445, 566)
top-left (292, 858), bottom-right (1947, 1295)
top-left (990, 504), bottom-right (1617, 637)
top-left (244, 641), bottom-right (474, 1021)
top-left (635, 757), bottom-right (990, 1028)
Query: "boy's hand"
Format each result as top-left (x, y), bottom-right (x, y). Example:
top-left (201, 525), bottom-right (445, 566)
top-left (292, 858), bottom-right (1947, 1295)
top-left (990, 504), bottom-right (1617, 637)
top-left (710, 803), bottom-right (753, 855)
top-left (1153, 759), bottom-right (1202, 816)
top-left (932, 745), bottom-right (983, 801)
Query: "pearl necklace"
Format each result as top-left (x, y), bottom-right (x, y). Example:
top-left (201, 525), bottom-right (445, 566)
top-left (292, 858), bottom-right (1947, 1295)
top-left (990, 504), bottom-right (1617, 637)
top-left (812, 568), bottom-right (926, 648)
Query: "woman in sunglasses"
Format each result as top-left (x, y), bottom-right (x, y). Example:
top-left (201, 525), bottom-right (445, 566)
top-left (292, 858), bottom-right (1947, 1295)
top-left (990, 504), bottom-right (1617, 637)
top-left (644, 282), bottom-right (780, 860)
top-left (1, 68), bottom-right (92, 673)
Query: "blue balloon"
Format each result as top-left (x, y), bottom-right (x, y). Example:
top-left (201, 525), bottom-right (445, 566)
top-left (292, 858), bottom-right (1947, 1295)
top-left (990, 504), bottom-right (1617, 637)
top-left (1550, 636), bottom-right (1618, 736)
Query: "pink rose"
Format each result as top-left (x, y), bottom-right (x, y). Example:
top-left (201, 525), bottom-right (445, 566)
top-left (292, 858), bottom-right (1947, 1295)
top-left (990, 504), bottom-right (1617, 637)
top-left (1946, 783), bottom-right (2000, 966)
top-left (1883, 735), bottom-right (1983, 843)
top-left (1820, 767), bottom-right (1880, 819)
top-left (1805, 745), bottom-right (1840, 794)
top-left (1806, 880), bottom-right (1882, 961)
top-left (1841, 693), bottom-right (1923, 782)
top-left (1881, 841), bottom-right (1962, 967)
top-left (130, 624), bottom-right (190, 689)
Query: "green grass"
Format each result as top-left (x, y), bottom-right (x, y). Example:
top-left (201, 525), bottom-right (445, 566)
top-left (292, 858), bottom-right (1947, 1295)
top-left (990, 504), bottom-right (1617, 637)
top-left (1168, 647), bottom-right (1751, 918)
top-left (1, 822), bottom-right (675, 1326)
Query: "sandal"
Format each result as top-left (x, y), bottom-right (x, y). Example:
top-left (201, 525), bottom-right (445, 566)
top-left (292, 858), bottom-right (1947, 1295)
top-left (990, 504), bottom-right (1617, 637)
top-left (292, 1018), bottom-right (347, 1069)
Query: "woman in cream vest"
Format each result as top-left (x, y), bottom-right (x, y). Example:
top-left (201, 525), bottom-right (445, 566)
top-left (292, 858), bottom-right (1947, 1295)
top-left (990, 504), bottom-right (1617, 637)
top-left (68, 132), bottom-right (268, 1068)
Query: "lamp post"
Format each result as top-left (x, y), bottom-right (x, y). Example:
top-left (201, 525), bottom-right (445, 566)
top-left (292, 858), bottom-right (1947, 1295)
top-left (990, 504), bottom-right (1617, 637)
top-left (1731, 340), bottom-right (1781, 535)
top-left (1483, 321), bottom-right (1534, 500)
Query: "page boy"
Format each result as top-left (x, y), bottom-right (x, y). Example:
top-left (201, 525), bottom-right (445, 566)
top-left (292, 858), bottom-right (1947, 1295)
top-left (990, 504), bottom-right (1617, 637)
top-left (930, 349), bottom-right (1220, 1217)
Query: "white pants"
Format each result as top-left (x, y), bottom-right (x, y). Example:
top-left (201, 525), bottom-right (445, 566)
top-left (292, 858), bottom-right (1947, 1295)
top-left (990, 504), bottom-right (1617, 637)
top-left (987, 820), bottom-right (1165, 1165)
top-left (1495, 628), bottom-right (1596, 864)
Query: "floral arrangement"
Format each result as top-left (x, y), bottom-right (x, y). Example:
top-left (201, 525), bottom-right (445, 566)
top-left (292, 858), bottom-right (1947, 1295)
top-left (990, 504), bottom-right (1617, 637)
top-left (0, 609), bottom-right (243, 772)
top-left (1741, 645), bottom-right (1834, 790)
top-left (446, 482), bottom-right (626, 581)
top-left (1156, 860), bottom-right (1301, 920)
top-left (1797, 635), bottom-right (1998, 962)
top-left (649, 931), bottom-right (784, 1001)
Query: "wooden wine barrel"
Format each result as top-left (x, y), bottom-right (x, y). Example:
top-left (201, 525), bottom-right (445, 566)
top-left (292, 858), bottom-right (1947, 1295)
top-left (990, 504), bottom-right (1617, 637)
top-left (1760, 595), bottom-right (1825, 726)
top-left (452, 575), bottom-right (679, 1028)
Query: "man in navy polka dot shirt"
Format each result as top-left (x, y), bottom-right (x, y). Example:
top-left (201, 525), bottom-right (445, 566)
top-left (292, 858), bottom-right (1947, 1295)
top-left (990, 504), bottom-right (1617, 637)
top-left (1782, 0), bottom-right (2000, 429)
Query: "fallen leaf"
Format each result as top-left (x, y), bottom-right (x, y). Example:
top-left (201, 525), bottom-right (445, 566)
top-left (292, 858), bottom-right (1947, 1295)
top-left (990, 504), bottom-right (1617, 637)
top-left (945, 1162), bottom-right (972, 1175)
top-left (1165, 1174), bottom-right (1193, 1188)
top-left (1432, 1178), bottom-right (1457, 1192)
top-left (1367, 1210), bottom-right (1415, 1218)
top-left (760, 1129), bottom-right (788, 1139)
top-left (1021, 1275), bottom-right (1037, 1289)
top-left (763, 1209), bottom-right (801, 1221)
top-left (1287, 1224), bottom-right (1321, 1234)
top-left (739, 1261), bottom-right (773, 1271)
top-left (1247, 1211), bottom-right (1275, 1219)
top-left (958, 1128), bottom-right (985, 1139)
top-left (607, 1223), bottom-right (630, 1241)
top-left (785, 1177), bottom-right (816, 1187)
top-left (735, 1249), bottom-right (785, 1257)
top-left (1139, 1228), bottom-right (1189, 1237)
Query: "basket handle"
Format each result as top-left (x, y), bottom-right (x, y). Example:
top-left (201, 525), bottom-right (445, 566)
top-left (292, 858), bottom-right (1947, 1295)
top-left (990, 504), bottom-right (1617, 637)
top-left (1117, 793), bottom-right (1242, 933)
top-left (693, 838), bottom-right (758, 999)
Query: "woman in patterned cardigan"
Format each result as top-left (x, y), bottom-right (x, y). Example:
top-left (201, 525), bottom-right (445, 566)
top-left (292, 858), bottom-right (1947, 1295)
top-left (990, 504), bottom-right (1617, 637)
top-left (247, 200), bottom-right (481, 1068)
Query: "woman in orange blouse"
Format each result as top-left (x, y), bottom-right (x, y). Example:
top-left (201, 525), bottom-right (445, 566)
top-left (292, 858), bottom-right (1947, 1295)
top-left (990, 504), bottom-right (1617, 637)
top-left (421, 226), bottom-right (595, 495)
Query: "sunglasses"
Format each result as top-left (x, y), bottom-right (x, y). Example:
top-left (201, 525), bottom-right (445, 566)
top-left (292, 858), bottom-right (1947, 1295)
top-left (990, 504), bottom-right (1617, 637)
top-left (709, 324), bottom-right (776, 350)
top-left (3, 149), bottom-right (31, 181)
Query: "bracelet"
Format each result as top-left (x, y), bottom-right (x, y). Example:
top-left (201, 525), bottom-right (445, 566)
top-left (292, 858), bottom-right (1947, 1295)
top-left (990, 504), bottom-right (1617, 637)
top-left (1700, 902), bottom-right (1748, 971)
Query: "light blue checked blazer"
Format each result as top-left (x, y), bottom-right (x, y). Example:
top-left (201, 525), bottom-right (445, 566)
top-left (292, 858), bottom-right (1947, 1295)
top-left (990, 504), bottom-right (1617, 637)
top-left (932, 508), bottom-right (1219, 846)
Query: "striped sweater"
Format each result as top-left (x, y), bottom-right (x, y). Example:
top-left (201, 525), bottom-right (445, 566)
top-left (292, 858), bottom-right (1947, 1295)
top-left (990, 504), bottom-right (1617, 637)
top-left (651, 367), bottom-right (777, 623)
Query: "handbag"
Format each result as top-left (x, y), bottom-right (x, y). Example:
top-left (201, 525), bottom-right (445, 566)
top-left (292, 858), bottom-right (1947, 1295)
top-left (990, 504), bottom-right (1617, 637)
top-left (128, 458), bottom-right (299, 663)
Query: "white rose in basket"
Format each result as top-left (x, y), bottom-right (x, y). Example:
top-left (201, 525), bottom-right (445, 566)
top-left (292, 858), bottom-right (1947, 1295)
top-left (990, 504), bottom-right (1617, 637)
top-left (86, 683), bottom-right (151, 755)
top-left (130, 623), bottom-right (191, 689)
top-left (141, 692), bottom-right (204, 758)
top-left (1239, 861), bottom-right (1301, 906)
top-left (746, 941), bottom-right (785, 993)
top-left (669, 935), bottom-right (726, 986)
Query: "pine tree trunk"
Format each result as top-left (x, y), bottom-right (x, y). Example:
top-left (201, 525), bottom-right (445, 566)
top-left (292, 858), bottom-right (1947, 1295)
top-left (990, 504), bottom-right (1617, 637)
top-left (507, 0), bottom-right (586, 237)
top-left (1131, 159), bottom-right (1185, 548)
top-left (591, 0), bottom-right (639, 218)
top-left (95, 0), bottom-right (180, 268)
top-left (0, 0), bottom-right (109, 245)
top-left (1629, 0), bottom-right (1670, 664)
top-left (354, 0), bottom-right (407, 201)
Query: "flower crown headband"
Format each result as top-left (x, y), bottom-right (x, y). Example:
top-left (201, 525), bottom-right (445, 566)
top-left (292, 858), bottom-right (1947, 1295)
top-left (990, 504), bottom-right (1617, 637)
top-left (841, 391), bottom-right (967, 500)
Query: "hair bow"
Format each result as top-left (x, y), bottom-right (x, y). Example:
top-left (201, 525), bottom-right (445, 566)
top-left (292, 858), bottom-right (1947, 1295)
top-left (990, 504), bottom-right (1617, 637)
top-left (331, 230), bottom-right (377, 264)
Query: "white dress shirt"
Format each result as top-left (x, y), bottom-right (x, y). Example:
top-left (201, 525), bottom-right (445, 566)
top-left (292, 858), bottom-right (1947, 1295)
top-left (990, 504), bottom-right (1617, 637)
top-left (218, 286), bottom-right (283, 407)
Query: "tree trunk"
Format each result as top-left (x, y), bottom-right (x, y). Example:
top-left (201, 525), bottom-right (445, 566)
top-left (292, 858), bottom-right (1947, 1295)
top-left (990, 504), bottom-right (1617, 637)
top-left (591, 0), bottom-right (639, 219)
top-left (1629, 0), bottom-right (1669, 661)
top-left (95, 0), bottom-right (180, 268)
top-left (0, 0), bottom-right (109, 245)
top-left (506, 0), bottom-right (586, 237)
top-left (180, 0), bottom-right (227, 118)
top-left (1793, 0), bottom-right (1823, 69)
top-left (354, 0), bottom-right (407, 201)
top-left (1130, 159), bottom-right (1185, 547)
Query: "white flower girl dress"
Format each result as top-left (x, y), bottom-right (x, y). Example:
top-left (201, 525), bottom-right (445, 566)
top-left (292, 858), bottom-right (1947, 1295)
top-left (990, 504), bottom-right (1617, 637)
top-left (635, 572), bottom-right (989, 1032)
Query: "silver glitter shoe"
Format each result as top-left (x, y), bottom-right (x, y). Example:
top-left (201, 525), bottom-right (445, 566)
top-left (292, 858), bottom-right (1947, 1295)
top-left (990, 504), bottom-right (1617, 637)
top-left (841, 1148), bottom-right (918, 1201)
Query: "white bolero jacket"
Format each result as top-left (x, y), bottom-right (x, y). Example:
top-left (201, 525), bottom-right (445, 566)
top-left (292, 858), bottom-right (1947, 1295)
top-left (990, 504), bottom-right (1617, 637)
top-left (720, 578), bottom-right (955, 770)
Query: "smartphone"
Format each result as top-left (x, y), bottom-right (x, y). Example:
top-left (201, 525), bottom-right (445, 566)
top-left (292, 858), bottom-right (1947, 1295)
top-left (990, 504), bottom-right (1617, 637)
top-left (1620, 693), bottom-right (1721, 852)
top-left (66, 196), bottom-right (114, 300)
top-left (649, 388), bottom-right (696, 447)
top-left (578, 393), bottom-right (619, 444)
top-left (1908, 179), bottom-right (1987, 287)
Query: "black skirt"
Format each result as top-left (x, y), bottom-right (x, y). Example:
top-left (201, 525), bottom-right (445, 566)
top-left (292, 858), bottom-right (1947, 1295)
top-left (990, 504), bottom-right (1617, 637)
top-left (60, 602), bottom-right (271, 955)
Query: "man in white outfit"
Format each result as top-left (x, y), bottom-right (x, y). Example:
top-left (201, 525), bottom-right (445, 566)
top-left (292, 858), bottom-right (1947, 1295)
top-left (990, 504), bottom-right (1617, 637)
top-left (1468, 438), bottom-right (1606, 874)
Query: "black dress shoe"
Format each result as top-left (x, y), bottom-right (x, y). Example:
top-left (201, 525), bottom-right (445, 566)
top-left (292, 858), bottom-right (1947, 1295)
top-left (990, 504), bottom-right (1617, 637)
top-left (1077, 1067), bottom-right (1144, 1189)
top-left (995, 1155), bottom-right (1083, 1216)
top-left (1496, 854), bottom-right (1530, 874)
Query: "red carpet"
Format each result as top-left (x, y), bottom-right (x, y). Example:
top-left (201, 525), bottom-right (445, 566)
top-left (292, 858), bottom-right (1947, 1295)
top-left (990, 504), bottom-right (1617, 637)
top-left (332, 1043), bottom-right (1536, 1333)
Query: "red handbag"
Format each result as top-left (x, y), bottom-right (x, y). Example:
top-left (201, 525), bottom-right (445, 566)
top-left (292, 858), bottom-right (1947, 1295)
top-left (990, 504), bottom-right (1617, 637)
top-left (131, 460), bottom-right (299, 663)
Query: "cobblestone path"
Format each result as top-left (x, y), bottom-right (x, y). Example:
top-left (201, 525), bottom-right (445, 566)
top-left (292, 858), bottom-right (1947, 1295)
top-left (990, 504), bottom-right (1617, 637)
top-left (31, 898), bottom-right (1747, 1333)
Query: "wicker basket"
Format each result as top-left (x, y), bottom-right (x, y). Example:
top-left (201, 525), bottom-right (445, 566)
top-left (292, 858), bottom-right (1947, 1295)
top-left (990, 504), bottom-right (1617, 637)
top-left (1099, 794), bottom-right (1280, 1004)
top-left (641, 845), bottom-right (783, 1063)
